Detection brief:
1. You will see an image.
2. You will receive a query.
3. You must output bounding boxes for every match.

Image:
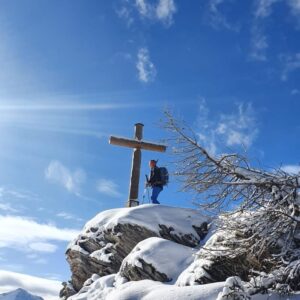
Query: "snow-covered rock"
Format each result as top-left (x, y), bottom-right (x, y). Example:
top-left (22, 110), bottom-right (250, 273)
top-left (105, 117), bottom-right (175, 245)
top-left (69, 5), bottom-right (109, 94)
top-left (118, 237), bottom-right (195, 283)
top-left (64, 204), bottom-right (209, 294)
top-left (0, 288), bottom-right (43, 300)
top-left (62, 203), bottom-right (300, 300)
top-left (177, 229), bottom-right (253, 286)
top-left (216, 277), bottom-right (250, 300)
top-left (68, 274), bottom-right (116, 300)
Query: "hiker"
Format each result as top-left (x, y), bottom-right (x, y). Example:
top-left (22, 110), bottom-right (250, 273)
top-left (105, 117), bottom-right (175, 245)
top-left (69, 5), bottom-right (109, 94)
top-left (146, 159), bottom-right (163, 204)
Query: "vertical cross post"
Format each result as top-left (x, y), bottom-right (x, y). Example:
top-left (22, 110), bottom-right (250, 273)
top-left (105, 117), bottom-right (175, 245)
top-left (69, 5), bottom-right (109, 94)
top-left (128, 123), bottom-right (143, 207)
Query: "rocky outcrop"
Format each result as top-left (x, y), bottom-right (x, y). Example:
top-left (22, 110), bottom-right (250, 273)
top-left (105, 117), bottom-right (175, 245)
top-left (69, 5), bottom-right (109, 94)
top-left (66, 223), bottom-right (158, 291)
top-left (60, 282), bottom-right (76, 300)
top-left (121, 258), bottom-right (170, 282)
top-left (176, 229), bottom-right (257, 286)
top-left (63, 205), bottom-right (210, 295)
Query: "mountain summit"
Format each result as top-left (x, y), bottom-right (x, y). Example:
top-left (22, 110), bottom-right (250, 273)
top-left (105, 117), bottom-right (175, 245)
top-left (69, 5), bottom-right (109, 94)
top-left (0, 288), bottom-right (43, 300)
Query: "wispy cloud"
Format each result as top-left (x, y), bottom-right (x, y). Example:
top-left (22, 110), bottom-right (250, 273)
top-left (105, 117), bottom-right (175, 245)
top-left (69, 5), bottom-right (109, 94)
top-left (0, 203), bottom-right (18, 213)
top-left (0, 98), bottom-right (157, 139)
top-left (136, 0), bottom-right (149, 16)
top-left (217, 103), bottom-right (258, 147)
top-left (197, 99), bottom-right (258, 155)
top-left (56, 212), bottom-right (83, 222)
top-left (0, 187), bottom-right (39, 213)
top-left (0, 270), bottom-right (61, 300)
top-left (291, 89), bottom-right (300, 95)
top-left (0, 186), bottom-right (38, 202)
top-left (288, 0), bottom-right (300, 17)
top-left (280, 53), bottom-right (300, 81)
top-left (254, 0), bottom-right (280, 18)
top-left (0, 102), bottom-right (137, 111)
top-left (26, 253), bottom-right (48, 265)
top-left (0, 214), bottom-right (79, 253)
top-left (28, 242), bottom-right (57, 253)
top-left (117, 0), bottom-right (177, 27)
top-left (281, 164), bottom-right (300, 174)
top-left (116, 1), bottom-right (135, 27)
top-left (207, 0), bottom-right (239, 31)
top-left (250, 0), bottom-right (300, 62)
top-left (136, 47), bottom-right (157, 83)
top-left (97, 179), bottom-right (122, 198)
top-left (249, 0), bottom-right (280, 61)
top-left (45, 160), bottom-right (86, 195)
top-left (250, 23), bottom-right (268, 61)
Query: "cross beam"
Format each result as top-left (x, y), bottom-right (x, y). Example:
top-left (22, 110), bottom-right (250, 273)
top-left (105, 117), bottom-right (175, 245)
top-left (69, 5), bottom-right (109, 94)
top-left (109, 123), bottom-right (166, 207)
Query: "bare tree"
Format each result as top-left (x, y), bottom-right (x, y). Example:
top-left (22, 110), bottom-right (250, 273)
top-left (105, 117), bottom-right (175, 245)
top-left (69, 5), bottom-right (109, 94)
top-left (164, 111), bottom-right (300, 274)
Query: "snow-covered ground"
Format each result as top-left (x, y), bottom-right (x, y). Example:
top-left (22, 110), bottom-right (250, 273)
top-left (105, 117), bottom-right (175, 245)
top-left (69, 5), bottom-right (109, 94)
top-left (70, 275), bottom-right (225, 300)
top-left (82, 204), bottom-right (209, 238)
top-left (69, 274), bottom-right (300, 300)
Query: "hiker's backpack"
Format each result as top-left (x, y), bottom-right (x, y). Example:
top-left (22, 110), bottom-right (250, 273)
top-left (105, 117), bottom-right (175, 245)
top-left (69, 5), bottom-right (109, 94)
top-left (159, 167), bottom-right (169, 186)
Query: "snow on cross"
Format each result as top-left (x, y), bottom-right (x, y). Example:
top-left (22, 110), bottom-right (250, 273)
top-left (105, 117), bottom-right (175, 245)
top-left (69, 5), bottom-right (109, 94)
top-left (109, 123), bottom-right (166, 207)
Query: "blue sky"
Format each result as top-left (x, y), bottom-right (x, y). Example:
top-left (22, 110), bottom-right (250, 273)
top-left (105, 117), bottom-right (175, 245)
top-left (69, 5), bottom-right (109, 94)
top-left (0, 0), bottom-right (300, 296)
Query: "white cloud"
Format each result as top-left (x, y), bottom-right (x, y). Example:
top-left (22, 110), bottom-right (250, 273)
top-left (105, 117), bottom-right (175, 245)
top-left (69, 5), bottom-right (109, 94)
top-left (0, 215), bottom-right (79, 253)
top-left (45, 160), bottom-right (86, 195)
top-left (281, 53), bottom-right (300, 81)
top-left (136, 0), bottom-right (149, 16)
top-left (97, 179), bottom-right (122, 198)
top-left (118, 0), bottom-right (177, 27)
top-left (197, 100), bottom-right (258, 155)
top-left (156, 0), bottom-right (177, 26)
top-left (0, 270), bottom-right (61, 300)
top-left (281, 165), bottom-right (300, 174)
top-left (218, 103), bottom-right (258, 147)
top-left (136, 47), bottom-right (157, 83)
top-left (291, 88), bottom-right (300, 95)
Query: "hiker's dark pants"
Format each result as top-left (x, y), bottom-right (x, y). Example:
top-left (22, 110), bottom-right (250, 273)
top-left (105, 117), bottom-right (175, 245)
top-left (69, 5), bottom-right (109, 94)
top-left (151, 186), bottom-right (162, 204)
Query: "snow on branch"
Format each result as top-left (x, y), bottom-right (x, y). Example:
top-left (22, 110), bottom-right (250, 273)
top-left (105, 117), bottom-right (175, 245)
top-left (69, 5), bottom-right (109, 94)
top-left (163, 111), bottom-right (300, 276)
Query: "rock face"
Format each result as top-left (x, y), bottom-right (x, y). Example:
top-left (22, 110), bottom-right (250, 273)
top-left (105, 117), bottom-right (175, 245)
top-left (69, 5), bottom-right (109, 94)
top-left (176, 230), bottom-right (255, 286)
top-left (66, 223), bottom-right (158, 292)
top-left (63, 205), bottom-right (209, 295)
top-left (119, 237), bottom-right (195, 283)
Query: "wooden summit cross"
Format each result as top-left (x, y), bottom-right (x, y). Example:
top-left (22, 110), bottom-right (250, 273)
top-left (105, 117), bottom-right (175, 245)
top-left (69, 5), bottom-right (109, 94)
top-left (109, 123), bottom-right (166, 207)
